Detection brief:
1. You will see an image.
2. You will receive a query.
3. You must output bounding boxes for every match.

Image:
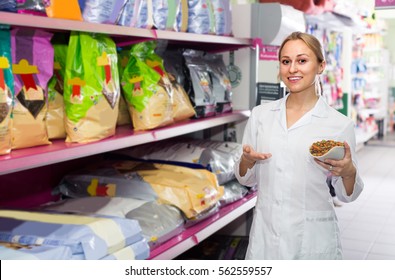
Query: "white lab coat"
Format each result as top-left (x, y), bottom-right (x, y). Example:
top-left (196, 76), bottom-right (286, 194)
top-left (235, 95), bottom-right (364, 260)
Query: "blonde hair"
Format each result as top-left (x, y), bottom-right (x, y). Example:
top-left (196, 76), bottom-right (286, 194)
top-left (278, 32), bottom-right (325, 95)
top-left (278, 32), bottom-right (325, 63)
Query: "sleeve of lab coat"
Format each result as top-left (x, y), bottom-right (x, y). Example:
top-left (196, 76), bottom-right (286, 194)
top-left (331, 122), bottom-right (364, 202)
top-left (234, 107), bottom-right (258, 187)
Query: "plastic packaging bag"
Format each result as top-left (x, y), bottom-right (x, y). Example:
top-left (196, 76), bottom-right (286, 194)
top-left (11, 28), bottom-right (53, 149)
top-left (121, 42), bottom-right (173, 130)
top-left (0, 29), bottom-right (14, 155)
top-left (46, 34), bottom-right (68, 139)
top-left (43, 0), bottom-right (83, 21)
top-left (82, 0), bottom-right (126, 24)
top-left (64, 32), bottom-right (120, 143)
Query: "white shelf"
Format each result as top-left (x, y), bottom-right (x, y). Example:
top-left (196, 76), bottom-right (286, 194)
top-left (356, 127), bottom-right (378, 145)
top-left (0, 111), bottom-right (250, 176)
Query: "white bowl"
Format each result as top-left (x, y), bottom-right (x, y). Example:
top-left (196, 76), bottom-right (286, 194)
top-left (310, 145), bottom-right (345, 161)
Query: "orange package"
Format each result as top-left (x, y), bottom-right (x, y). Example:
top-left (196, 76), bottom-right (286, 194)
top-left (44, 0), bottom-right (83, 21)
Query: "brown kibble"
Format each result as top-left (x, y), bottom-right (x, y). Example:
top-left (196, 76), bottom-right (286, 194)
top-left (310, 140), bottom-right (344, 156)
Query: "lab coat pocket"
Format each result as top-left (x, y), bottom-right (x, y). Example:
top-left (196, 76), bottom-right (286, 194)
top-left (299, 210), bottom-right (341, 259)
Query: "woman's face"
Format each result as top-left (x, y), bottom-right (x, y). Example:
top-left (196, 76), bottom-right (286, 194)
top-left (279, 39), bottom-right (325, 95)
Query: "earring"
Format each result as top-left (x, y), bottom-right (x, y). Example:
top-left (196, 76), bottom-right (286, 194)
top-left (315, 76), bottom-right (321, 96)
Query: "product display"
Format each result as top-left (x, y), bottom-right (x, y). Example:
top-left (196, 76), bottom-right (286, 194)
top-left (113, 138), bottom-right (243, 185)
top-left (0, 1), bottom-right (253, 259)
top-left (41, 196), bottom-right (184, 250)
top-left (0, 209), bottom-right (146, 260)
top-left (121, 41), bottom-right (174, 130)
top-left (0, 29), bottom-right (13, 155)
top-left (46, 34), bottom-right (68, 139)
top-left (11, 28), bottom-right (53, 150)
top-left (183, 49), bottom-right (216, 118)
top-left (64, 32), bottom-right (120, 143)
top-left (44, 0), bottom-right (83, 21)
top-left (56, 159), bottom-right (224, 219)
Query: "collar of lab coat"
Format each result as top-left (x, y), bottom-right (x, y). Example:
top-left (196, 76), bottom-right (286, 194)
top-left (271, 94), bottom-right (329, 131)
top-left (270, 94), bottom-right (330, 118)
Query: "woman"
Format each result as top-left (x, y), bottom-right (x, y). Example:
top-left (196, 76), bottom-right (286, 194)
top-left (234, 32), bottom-right (364, 259)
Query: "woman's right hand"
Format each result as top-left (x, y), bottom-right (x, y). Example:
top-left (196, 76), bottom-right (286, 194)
top-left (242, 144), bottom-right (272, 164)
top-left (238, 144), bottom-right (272, 177)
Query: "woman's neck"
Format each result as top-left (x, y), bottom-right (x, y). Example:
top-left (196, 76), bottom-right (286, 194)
top-left (286, 91), bottom-right (319, 112)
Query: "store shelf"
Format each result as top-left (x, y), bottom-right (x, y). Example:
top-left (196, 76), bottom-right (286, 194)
top-left (0, 10), bottom-right (254, 261)
top-left (356, 127), bottom-right (378, 145)
top-left (0, 110), bottom-right (250, 175)
top-left (149, 191), bottom-right (257, 260)
top-left (0, 12), bottom-right (251, 51)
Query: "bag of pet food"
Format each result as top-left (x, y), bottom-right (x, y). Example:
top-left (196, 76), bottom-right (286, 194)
top-left (16, 0), bottom-right (46, 16)
top-left (183, 49), bottom-right (216, 118)
top-left (176, 0), bottom-right (189, 32)
top-left (116, 0), bottom-right (134, 26)
top-left (64, 32), bottom-right (120, 143)
top-left (133, 0), bottom-right (154, 29)
top-left (159, 50), bottom-right (195, 120)
top-left (168, 73), bottom-right (195, 122)
top-left (116, 48), bottom-right (131, 126)
top-left (11, 28), bottom-right (53, 149)
top-left (82, 0), bottom-right (125, 24)
top-left (152, 0), bottom-right (188, 32)
top-left (0, 0), bottom-right (16, 12)
top-left (46, 35), bottom-right (68, 139)
top-left (204, 53), bottom-right (232, 113)
top-left (0, 29), bottom-right (14, 155)
top-left (144, 41), bottom-right (194, 122)
top-left (121, 42), bottom-right (173, 130)
top-left (187, 0), bottom-right (212, 34)
top-left (211, 0), bottom-right (232, 36)
top-left (43, 0), bottom-right (83, 21)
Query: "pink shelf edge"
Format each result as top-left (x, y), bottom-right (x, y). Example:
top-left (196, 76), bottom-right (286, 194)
top-left (0, 110), bottom-right (250, 175)
top-left (0, 11), bottom-right (251, 48)
top-left (148, 191), bottom-right (257, 260)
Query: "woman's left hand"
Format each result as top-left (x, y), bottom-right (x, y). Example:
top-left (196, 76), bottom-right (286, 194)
top-left (314, 141), bottom-right (356, 179)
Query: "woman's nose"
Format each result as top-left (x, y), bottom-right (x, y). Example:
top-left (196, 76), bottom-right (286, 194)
top-left (289, 62), bottom-right (297, 73)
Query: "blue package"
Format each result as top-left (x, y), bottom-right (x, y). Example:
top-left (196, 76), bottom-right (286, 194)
top-left (187, 0), bottom-right (210, 34)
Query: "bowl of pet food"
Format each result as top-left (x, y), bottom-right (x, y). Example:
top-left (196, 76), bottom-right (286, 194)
top-left (309, 140), bottom-right (345, 161)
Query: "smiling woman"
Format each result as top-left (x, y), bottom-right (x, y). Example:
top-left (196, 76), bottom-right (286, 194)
top-left (234, 31), bottom-right (364, 260)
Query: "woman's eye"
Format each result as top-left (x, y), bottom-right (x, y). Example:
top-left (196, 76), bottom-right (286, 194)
top-left (299, 59), bottom-right (307, 64)
top-left (281, 60), bottom-right (290, 65)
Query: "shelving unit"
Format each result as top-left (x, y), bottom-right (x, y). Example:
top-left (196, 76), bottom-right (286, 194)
top-left (149, 192), bottom-right (257, 260)
top-left (0, 110), bottom-right (250, 176)
top-left (0, 12), bottom-right (251, 52)
top-left (0, 11), bottom-right (254, 259)
top-left (351, 32), bottom-right (389, 145)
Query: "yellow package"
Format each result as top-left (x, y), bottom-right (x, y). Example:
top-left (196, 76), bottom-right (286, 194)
top-left (135, 163), bottom-right (224, 219)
